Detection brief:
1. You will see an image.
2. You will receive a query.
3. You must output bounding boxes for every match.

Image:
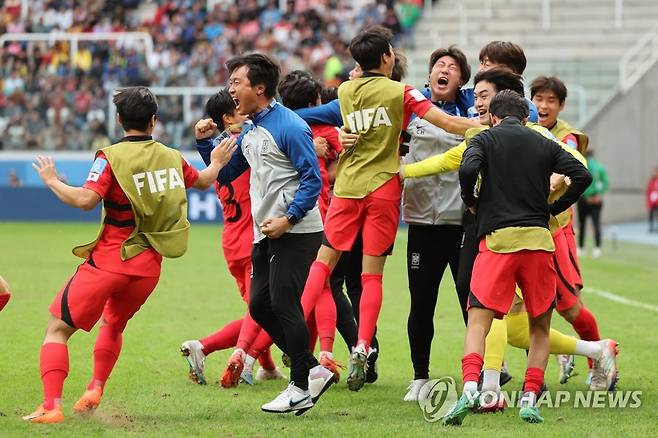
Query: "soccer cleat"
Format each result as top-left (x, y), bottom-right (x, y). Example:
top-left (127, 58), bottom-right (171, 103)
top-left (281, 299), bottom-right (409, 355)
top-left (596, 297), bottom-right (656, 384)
top-left (22, 405), bottom-right (64, 424)
top-left (261, 382), bottom-right (313, 414)
top-left (441, 392), bottom-right (479, 426)
top-left (346, 346), bottom-right (368, 392)
top-left (240, 368), bottom-right (255, 386)
top-left (256, 367), bottom-right (285, 381)
top-left (556, 354), bottom-right (577, 384)
top-left (476, 390), bottom-right (506, 414)
top-left (0, 293), bottom-right (10, 312)
top-left (585, 370), bottom-right (593, 386)
top-left (319, 352), bottom-right (343, 383)
top-left (221, 349), bottom-right (245, 388)
top-left (519, 406), bottom-right (544, 423)
top-left (590, 339), bottom-right (619, 391)
top-left (73, 387), bottom-right (103, 415)
top-left (499, 368), bottom-right (513, 387)
top-left (365, 347), bottom-right (378, 383)
top-left (180, 340), bottom-right (207, 385)
top-left (592, 247), bottom-right (602, 259)
top-left (403, 378), bottom-right (429, 402)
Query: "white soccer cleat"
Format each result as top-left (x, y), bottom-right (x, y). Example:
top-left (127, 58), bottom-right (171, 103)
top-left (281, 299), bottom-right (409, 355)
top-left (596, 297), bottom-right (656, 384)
top-left (308, 365), bottom-right (335, 403)
top-left (556, 354), bottom-right (577, 384)
top-left (590, 339), bottom-right (619, 391)
top-left (180, 340), bottom-right (207, 385)
top-left (256, 367), bottom-right (285, 381)
top-left (403, 378), bottom-right (430, 402)
top-left (592, 247), bottom-right (602, 259)
top-left (261, 382), bottom-right (313, 414)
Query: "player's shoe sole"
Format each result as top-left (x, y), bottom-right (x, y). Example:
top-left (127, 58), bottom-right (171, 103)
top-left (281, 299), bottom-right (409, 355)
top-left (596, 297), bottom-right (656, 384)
top-left (441, 393), bottom-right (478, 426)
top-left (23, 405), bottom-right (64, 424)
top-left (557, 354), bottom-right (577, 384)
top-left (73, 387), bottom-right (103, 415)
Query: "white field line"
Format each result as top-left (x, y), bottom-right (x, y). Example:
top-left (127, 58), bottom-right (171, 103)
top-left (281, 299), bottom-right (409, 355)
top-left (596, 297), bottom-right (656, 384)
top-left (582, 287), bottom-right (658, 313)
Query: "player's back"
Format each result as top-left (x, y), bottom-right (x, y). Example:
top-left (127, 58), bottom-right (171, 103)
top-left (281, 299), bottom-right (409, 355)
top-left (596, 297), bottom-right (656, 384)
top-left (336, 76), bottom-right (405, 198)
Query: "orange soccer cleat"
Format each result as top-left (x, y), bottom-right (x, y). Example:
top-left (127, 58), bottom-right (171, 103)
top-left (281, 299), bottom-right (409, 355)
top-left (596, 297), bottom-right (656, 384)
top-left (319, 352), bottom-right (343, 383)
top-left (221, 349), bottom-right (245, 388)
top-left (73, 387), bottom-right (103, 415)
top-left (22, 405), bottom-right (64, 424)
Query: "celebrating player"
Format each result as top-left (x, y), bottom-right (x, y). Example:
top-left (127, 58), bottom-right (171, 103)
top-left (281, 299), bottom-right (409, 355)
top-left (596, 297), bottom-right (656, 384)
top-left (24, 86), bottom-right (237, 424)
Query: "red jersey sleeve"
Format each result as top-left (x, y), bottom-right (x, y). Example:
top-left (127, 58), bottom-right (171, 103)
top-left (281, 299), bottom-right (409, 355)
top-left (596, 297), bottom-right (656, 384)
top-left (402, 85), bottom-right (433, 131)
top-left (83, 151), bottom-right (113, 198)
top-left (182, 157), bottom-right (199, 188)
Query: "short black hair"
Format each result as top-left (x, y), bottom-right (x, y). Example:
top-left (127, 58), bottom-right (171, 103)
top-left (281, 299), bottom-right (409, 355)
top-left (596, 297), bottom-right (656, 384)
top-left (489, 89), bottom-right (529, 120)
top-left (226, 53), bottom-right (281, 99)
top-left (205, 88), bottom-right (236, 131)
top-left (320, 86), bottom-right (338, 104)
top-left (277, 70), bottom-right (321, 110)
top-left (530, 75), bottom-right (568, 104)
top-left (391, 48), bottom-right (407, 82)
top-left (473, 68), bottom-right (525, 97)
top-left (113, 86), bottom-right (158, 131)
top-left (348, 25), bottom-right (393, 71)
top-left (429, 45), bottom-right (471, 84)
top-left (479, 41), bottom-right (527, 75)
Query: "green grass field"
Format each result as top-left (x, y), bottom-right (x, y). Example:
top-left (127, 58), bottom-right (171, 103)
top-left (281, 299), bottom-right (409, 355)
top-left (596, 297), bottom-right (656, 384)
top-left (0, 222), bottom-right (656, 437)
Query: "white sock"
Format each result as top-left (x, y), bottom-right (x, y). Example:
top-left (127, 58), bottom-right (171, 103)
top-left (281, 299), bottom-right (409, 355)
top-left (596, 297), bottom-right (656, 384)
top-left (463, 381), bottom-right (478, 395)
top-left (481, 369), bottom-right (501, 393)
top-left (575, 340), bottom-right (602, 360)
top-left (244, 354), bottom-right (256, 371)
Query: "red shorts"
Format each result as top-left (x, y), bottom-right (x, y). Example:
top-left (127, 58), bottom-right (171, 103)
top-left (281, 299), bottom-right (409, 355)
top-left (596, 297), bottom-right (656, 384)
top-left (49, 262), bottom-right (159, 332)
top-left (469, 239), bottom-right (556, 318)
top-left (323, 176), bottom-right (401, 256)
top-left (553, 228), bottom-right (580, 312)
top-left (562, 219), bottom-right (583, 288)
top-left (227, 256), bottom-right (252, 301)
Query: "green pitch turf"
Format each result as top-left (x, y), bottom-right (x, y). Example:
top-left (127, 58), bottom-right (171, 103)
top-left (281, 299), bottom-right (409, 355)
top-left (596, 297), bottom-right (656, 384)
top-left (0, 222), bottom-right (655, 437)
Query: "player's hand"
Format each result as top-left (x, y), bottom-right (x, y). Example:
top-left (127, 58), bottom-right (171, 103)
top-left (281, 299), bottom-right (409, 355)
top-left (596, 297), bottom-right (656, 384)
top-left (550, 173), bottom-right (566, 193)
top-left (32, 155), bottom-right (60, 186)
top-left (338, 127), bottom-right (359, 149)
top-left (313, 136), bottom-right (329, 159)
top-left (195, 118), bottom-right (217, 139)
top-left (260, 217), bottom-right (292, 239)
top-left (468, 206), bottom-right (477, 215)
top-left (399, 163), bottom-right (406, 180)
top-left (210, 136), bottom-right (237, 166)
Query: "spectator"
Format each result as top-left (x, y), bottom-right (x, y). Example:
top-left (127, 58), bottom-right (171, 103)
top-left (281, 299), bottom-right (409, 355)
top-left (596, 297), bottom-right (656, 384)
top-left (577, 149), bottom-right (609, 258)
top-left (8, 169), bottom-right (22, 187)
top-left (647, 167), bottom-right (658, 233)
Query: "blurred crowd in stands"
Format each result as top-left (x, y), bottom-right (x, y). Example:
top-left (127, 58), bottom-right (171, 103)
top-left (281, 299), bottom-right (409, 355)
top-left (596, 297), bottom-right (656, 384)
top-left (0, 0), bottom-right (423, 151)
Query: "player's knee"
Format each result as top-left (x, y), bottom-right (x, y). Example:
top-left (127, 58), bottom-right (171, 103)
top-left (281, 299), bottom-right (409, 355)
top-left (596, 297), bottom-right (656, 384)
top-left (558, 302), bottom-right (581, 323)
top-left (45, 317), bottom-right (76, 340)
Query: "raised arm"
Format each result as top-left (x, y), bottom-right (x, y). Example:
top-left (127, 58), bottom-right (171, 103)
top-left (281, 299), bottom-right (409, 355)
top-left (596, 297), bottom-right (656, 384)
top-left (422, 106), bottom-right (482, 136)
top-left (401, 141), bottom-right (466, 179)
top-left (32, 156), bottom-right (101, 211)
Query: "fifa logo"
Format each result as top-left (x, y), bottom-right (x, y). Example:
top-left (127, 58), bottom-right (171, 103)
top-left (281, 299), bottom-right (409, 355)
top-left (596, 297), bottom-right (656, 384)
top-left (345, 107), bottom-right (392, 133)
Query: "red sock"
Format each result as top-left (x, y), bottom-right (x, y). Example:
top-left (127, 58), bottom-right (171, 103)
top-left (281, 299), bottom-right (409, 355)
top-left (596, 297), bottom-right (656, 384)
top-left (308, 311), bottom-right (318, 352)
top-left (0, 293), bottom-right (10, 312)
top-left (40, 342), bottom-right (69, 410)
top-left (88, 325), bottom-right (122, 391)
top-left (523, 367), bottom-right (545, 395)
top-left (247, 329), bottom-right (273, 359)
top-left (236, 311), bottom-right (261, 351)
top-left (257, 347), bottom-right (276, 371)
top-left (316, 287), bottom-right (336, 352)
top-left (461, 352), bottom-right (484, 384)
top-left (357, 274), bottom-right (383, 349)
top-left (200, 319), bottom-right (242, 356)
top-left (572, 306), bottom-right (600, 369)
top-left (301, 261), bottom-right (331, 320)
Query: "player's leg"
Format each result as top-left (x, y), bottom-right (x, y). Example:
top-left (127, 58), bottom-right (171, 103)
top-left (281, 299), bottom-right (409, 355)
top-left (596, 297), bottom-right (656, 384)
top-left (74, 274), bottom-right (159, 414)
top-left (330, 256), bottom-right (359, 353)
top-left (455, 210), bottom-right (478, 326)
top-left (520, 310), bottom-right (552, 423)
top-left (591, 203), bottom-right (603, 257)
top-left (315, 287), bottom-right (340, 381)
top-left (25, 263), bottom-right (116, 423)
top-left (405, 224), bottom-right (445, 401)
top-left (577, 199), bottom-right (588, 252)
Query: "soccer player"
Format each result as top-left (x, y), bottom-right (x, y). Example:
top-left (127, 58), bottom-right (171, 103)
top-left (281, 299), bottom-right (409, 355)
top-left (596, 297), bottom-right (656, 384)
top-left (180, 89), bottom-right (282, 388)
top-left (197, 53), bottom-right (334, 414)
top-left (531, 76), bottom-right (611, 386)
top-left (24, 86), bottom-right (237, 424)
top-left (0, 274), bottom-right (10, 312)
top-left (442, 89), bottom-right (592, 425)
top-left (402, 45), bottom-right (472, 401)
top-left (299, 25), bottom-right (480, 392)
top-left (277, 71), bottom-right (343, 379)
